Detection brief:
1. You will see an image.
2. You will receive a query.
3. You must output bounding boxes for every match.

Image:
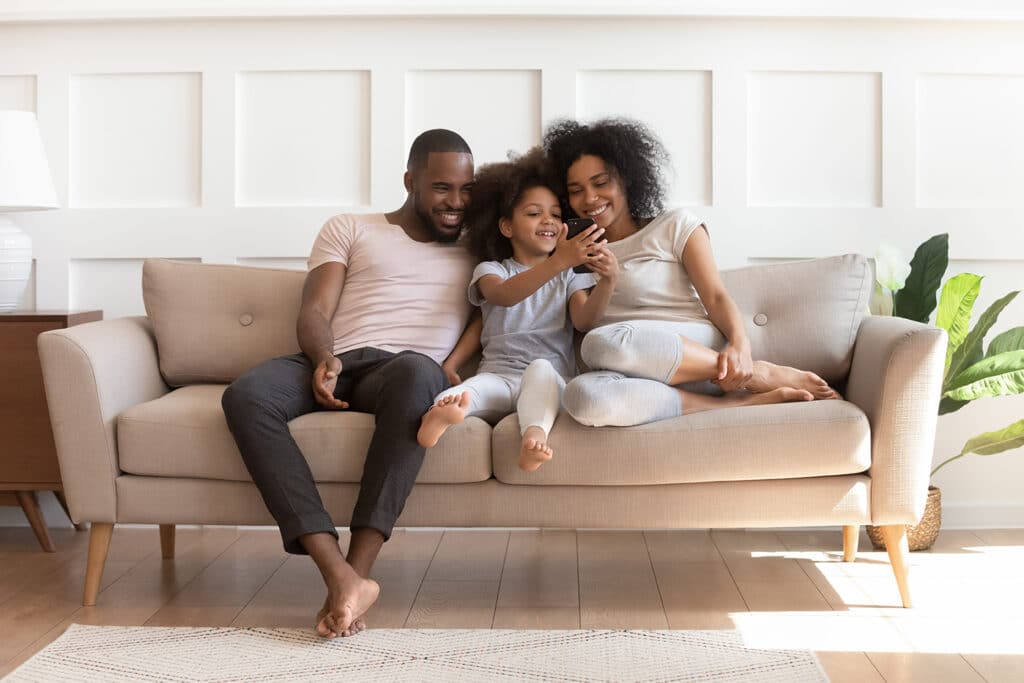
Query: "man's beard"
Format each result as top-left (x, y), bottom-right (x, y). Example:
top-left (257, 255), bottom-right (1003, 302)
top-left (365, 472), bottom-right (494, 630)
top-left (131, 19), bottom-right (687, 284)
top-left (414, 201), bottom-right (462, 243)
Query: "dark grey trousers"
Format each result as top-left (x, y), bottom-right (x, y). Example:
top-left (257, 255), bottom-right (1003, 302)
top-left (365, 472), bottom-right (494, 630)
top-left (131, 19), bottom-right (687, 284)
top-left (221, 348), bottom-right (448, 554)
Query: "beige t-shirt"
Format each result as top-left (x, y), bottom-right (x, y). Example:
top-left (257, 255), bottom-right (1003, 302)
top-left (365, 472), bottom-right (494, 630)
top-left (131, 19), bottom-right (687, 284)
top-left (598, 208), bottom-right (712, 327)
top-left (307, 213), bottom-right (476, 364)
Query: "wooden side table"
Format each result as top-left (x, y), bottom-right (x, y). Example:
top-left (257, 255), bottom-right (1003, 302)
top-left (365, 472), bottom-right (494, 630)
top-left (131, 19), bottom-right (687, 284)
top-left (0, 310), bottom-right (102, 551)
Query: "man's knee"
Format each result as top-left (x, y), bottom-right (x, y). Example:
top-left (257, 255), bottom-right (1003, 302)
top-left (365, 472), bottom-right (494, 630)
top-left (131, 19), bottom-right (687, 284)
top-left (382, 352), bottom-right (447, 394)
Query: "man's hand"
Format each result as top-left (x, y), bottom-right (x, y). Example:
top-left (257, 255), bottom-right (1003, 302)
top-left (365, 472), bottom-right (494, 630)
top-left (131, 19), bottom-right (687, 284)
top-left (713, 342), bottom-right (753, 393)
top-left (312, 357), bottom-right (349, 410)
top-left (441, 363), bottom-right (462, 387)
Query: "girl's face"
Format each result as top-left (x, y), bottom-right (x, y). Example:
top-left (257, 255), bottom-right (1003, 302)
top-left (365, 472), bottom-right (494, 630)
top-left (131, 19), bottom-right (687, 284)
top-left (499, 185), bottom-right (563, 259)
top-left (565, 154), bottom-right (630, 232)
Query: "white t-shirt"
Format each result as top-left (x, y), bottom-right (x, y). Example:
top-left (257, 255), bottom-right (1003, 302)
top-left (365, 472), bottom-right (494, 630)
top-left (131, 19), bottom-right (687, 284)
top-left (307, 213), bottom-right (476, 364)
top-left (597, 208), bottom-right (712, 327)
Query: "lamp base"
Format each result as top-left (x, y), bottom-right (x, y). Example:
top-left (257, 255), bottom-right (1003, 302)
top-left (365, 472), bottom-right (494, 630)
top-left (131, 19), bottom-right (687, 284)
top-left (0, 216), bottom-right (33, 312)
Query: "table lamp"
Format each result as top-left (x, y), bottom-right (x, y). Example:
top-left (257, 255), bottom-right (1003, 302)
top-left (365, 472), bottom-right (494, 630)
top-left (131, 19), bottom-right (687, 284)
top-left (0, 110), bottom-right (59, 312)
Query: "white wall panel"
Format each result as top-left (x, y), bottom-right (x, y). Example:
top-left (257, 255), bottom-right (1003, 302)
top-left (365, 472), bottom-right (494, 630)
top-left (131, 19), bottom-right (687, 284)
top-left (748, 71), bottom-right (881, 207)
top-left (69, 257), bottom-right (200, 319)
top-left (577, 70), bottom-right (711, 206)
top-left (0, 74), bottom-right (35, 110)
top-left (406, 70), bottom-right (540, 166)
top-left (69, 72), bottom-right (201, 208)
top-left (236, 70), bottom-right (370, 208)
top-left (917, 74), bottom-right (1024, 208)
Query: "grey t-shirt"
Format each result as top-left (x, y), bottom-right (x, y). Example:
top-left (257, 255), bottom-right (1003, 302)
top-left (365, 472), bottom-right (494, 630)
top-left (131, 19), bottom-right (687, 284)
top-left (469, 258), bottom-right (596, 378)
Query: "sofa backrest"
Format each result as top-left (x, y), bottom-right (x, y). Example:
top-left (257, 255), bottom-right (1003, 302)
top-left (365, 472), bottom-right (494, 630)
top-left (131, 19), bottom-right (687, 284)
top-left (143, 254), bottom-right (870, 386)
top-left (721, 254), bottom-right (871, 381)
top-left (143, 259), bottom-right (305, 385)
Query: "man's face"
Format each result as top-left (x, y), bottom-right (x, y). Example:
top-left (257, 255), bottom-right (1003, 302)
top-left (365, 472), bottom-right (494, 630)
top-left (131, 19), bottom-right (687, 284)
top-left (409, 152), bottom-right (475, 243)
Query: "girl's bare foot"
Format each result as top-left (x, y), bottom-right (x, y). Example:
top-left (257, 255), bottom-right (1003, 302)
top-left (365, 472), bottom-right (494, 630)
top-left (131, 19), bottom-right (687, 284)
top-left (748, 361), bottom-right (839, 399)
top-left (314, 572), bottom-right (380, 639)
top-left (417, 391), bottom-right (470, 448)
top-left (518, 425), bottom-right (553, 472)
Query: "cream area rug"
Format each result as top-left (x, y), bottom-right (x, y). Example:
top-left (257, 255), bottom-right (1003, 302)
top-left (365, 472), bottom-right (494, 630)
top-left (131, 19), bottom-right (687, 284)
top-left (5, 625), bottom-right (829, 682)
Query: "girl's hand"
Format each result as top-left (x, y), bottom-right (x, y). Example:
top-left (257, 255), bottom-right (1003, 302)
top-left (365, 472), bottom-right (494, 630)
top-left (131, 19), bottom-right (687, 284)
top-left (588, 246), bottom-right (619, 283)
top-left (441, 362), bottom-right (462, 387)
top-left (713, 342), bottom-right (753, 392)
top-left (554, 223), bottom-right (606, 270)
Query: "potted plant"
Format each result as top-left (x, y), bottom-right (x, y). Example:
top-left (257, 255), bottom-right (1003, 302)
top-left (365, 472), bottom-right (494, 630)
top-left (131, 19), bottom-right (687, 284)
top-left (866, 234), bottom-right (1024, 550)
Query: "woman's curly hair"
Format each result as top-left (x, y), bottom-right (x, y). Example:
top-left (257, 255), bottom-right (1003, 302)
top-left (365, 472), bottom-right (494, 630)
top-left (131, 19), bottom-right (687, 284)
top-left (463, 146), bottom-right (560, 263)
top-left (543, 117), bottom-right (669, 222)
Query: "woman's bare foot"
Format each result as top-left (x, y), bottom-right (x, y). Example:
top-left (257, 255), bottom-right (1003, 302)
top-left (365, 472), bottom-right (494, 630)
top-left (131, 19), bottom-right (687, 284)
top-left (746, 387), bottom-right (815, 406)
top-left (748, 361), bottom-right (839, 399)
top-left (417, 392), bottom-right (470, 448)
top-left (518, 425), bottom-right (553, 472)
top-left (314, 571), bottom-right (380, 639)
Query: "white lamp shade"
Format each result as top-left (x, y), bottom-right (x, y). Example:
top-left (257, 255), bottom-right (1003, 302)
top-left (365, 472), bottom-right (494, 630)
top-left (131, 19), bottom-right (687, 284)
top-left (0, 110), bottom-right (59, 212)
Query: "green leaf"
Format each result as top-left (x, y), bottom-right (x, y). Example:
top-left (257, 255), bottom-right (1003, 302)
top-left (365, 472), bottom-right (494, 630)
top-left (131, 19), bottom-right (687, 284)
top-left (959, 419), bottom-right (1024, 456)
top-left (894, 233), bottom-right (948, 323)
top-left (938, 397), bottom-right (969, 415)
top-left (932, 418), bottom-right (1024, 475)
top-left (988, 326), bottom-right (1024, 357)
top-left (935, 273), bottom-right (983, 375)
top-left (944, 350), bottom-right (1024, 401)
top-left (946, 290), bottom-right (1020, 385)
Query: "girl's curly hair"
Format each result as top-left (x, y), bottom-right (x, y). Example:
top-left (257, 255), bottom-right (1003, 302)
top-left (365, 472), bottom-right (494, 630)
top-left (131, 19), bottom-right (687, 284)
top-left (463, 146), bottom-right (560, 263)
top-left (543, 117), bottom-right (669, 222)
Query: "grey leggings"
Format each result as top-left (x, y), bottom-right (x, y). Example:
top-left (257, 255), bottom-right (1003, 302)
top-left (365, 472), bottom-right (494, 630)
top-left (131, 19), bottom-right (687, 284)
top-left (564, 320), bottom-right (726, 427)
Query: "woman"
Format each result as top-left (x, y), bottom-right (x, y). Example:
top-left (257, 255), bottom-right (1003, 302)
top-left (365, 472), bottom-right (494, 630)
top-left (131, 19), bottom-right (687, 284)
top-left (543, 118), bottom-right (838, 427)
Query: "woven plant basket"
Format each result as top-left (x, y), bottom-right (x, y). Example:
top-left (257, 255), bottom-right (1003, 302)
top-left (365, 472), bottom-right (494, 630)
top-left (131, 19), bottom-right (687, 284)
top-left (867, 486), bottom-right (942, 551)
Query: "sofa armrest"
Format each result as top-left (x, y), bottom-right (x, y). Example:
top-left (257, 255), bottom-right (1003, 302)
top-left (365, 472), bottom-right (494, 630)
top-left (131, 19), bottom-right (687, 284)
top-left (846, 316), bottom-right (947, 525)
top-left (38, 316), bottom-right (169, 524)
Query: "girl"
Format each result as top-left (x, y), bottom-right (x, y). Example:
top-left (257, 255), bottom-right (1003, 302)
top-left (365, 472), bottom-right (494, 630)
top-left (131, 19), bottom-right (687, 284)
top-left (542, 118), bottom-right (839, 427)
top-left (417, 147), bottom-right (618, 471)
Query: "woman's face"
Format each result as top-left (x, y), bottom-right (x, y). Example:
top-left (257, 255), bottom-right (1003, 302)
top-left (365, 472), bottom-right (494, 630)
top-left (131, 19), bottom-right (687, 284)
top-left (565, 154), bottom-right (629, 232)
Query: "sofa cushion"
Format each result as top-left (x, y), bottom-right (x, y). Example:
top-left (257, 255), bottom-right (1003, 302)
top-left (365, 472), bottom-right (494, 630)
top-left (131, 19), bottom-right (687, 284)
top-left (118, 385), bottom-right (492, 484)
top-left (720, 254), bottom-right (871, 381)
top-left (492, 400), bottom-right (870, 486)
top-left (143, 259), bottom-right (306, 386)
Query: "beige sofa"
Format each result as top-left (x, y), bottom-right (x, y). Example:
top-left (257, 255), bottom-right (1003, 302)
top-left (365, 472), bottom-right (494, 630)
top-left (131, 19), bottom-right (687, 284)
top-left (38, 255), bottom-right (946, 609)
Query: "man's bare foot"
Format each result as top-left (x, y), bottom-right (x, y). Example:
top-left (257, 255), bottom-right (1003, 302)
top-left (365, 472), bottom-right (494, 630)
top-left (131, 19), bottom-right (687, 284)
top-left (417, 392), bottom-right (470, 448)
top-left (518, 425), bottom-right (553, 472)
top-left (314, 572), bottom-right (380, 639)
top-left (748, 361), bottom-right (839, 399)
top-left (317, 599), bottom-right (367, 637)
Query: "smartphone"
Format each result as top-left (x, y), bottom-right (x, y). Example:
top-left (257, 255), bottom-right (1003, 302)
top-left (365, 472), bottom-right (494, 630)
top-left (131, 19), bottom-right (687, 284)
top-left (565, 217), bottom-right (596, 273)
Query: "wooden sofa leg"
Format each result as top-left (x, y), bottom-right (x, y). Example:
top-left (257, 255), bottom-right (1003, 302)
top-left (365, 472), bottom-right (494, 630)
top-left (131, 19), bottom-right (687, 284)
top-left (881, 525), bottom-right (913, 608)
top-left (159, 524), bottom-right (175, 559)
top-left (842, 525), bottom-right (859, 562)
top-left (83, 523), bottom-right (114, 606)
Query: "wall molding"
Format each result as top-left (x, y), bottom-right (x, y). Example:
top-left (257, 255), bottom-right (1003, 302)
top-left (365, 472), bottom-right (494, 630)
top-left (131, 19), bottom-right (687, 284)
top-left (4, 0), bottom-right (1024, 23)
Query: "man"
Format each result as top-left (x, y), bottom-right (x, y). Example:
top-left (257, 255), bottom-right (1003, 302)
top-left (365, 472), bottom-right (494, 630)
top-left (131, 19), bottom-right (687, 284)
top-left (222, 129), bottom-right (475, 638)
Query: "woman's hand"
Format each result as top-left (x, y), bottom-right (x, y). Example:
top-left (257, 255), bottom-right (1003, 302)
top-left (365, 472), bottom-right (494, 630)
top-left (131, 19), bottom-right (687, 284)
top-left (588, 246), bottom-right (619, 284)
top-left (312, 357), bottom-right (349, 410)
top-left (714, 342), bottom-right (753, 392)
top-left (554, 223), bottom-right (606, 270)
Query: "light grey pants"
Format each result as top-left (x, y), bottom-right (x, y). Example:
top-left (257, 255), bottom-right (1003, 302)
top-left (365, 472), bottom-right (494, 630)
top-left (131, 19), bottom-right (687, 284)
top-left (434, 358), bottom-right (565, 435)
top-left (564, 320), bottom-right (727, 427)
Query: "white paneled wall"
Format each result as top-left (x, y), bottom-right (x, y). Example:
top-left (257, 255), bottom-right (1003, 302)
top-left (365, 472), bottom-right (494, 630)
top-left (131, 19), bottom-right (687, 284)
top-left (2, 11), bottom-right (1023, 527)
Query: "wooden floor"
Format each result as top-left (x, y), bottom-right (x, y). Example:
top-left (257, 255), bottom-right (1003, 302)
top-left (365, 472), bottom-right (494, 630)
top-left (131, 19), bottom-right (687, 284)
top-left (1, 526), bottom-right (1023, 682)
